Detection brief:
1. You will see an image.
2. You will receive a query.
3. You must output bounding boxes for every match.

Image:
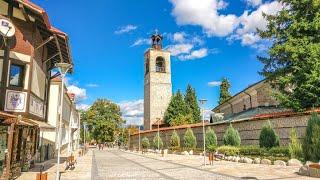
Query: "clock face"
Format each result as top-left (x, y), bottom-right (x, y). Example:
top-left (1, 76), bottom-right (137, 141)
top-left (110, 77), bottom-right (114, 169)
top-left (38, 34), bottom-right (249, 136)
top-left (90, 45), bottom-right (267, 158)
top-left (0, 18), bottom-right (15, 38)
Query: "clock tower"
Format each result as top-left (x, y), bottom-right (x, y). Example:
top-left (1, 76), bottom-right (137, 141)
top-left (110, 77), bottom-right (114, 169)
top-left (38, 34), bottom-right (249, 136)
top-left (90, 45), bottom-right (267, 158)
top-left (144, 33), bottom-right (172, 130)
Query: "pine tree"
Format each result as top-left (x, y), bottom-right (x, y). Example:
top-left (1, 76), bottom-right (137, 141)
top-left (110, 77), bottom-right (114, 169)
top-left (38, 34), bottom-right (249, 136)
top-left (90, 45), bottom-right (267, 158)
top-left (183, 128), bottom-right (197, 150)
top-left (223, 124), bottom-right (241, 146)
top-left (205, 127), bottom-right (217, 151)
top-left (303, 112), bottom-right (320, 162)
top-left (219, 78), bottom-right (232, 105)
top-left (184, 84), bottom-right (201, 123)
top-left (258, 1), bottom-right (320, 111)
top-left (164, 90), bottom-right (191, 125)
top-left (170, 130), bottom-right (180, 149)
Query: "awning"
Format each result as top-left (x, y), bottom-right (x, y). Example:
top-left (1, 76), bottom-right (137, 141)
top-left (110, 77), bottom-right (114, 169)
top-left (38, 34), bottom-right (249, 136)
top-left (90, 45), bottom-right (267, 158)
top-left (24, 119), bottom-right (55, 132)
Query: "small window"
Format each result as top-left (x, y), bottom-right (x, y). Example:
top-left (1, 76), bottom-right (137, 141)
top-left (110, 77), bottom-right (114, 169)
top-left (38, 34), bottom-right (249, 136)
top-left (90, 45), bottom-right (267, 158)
top-left (145, 60), bottom-right (149, 75)
top-left (9, 64), bottom-right (24, 87)
top-left (156, 57), bottom-right (165, 72)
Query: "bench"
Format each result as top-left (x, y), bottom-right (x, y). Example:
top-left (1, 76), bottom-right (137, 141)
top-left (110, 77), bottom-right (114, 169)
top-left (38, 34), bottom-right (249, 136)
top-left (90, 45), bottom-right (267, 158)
top-left (66, 155), bottom-right (77, 169)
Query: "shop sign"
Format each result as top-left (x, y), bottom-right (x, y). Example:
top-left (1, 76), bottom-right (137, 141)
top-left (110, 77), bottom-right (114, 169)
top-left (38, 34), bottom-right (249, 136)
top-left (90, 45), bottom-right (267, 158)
top-left (29, 95), bottom-right (44, 118)
top-left (4, 90), bottom-right (27, 112)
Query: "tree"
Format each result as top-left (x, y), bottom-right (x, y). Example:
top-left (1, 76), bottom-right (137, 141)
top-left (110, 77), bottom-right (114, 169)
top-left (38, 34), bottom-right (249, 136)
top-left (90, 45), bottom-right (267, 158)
top-left (183, 128), bottom-right (197, 150)
top-left (205, 127), bottom-right (217, 151)
top-left (258, 1), bottom-right (320, 111)
top-left (259, 121), bottom-right (280, 149)
top-left (164, 90), bottom-right (191, 125)
top-left (170, 130), bottom-right (180, 149)
top-left (153, 134), bottom-right (163, 149)
top-left (223, 124), bottom-right (241, 146)
top-left (184, 84), bottom-right (201, 123)
top-left (170, 113), bottom-right (193, 126)
top-left (303, 112), bottom-right (320, 162)
top-left (141, 137), bottom-right (150, 149)
top-left (219, 78), bottom-right (232, 105)
top-left (81, 99), bottom-right (124, 143)
top-left (289, 128), bottom-right (303, 159)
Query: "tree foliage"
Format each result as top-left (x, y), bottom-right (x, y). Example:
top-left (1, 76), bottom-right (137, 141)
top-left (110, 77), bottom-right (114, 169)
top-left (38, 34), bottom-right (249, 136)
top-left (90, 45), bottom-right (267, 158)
top-left (81, 99), bottom-right (124, 143)
top-left (170, 130), bottom-right (180, 149)
top-left (205, 127), bottom-right (217, 151)
top-left (303, 112), bottom-right (320, 162)
top-left (289, 128), bottom-right (303, 159)
top-left (184, 84), bottom-right (201, 123)
top-left (223, 124), bottom-right (241, 146)
top-left (258, 0), bottom-right (320, 111)
top-left (259, 121), bottom-right (280, 149)
top-left (170, 113), bottom-right (193, 126)
top-left (153, 134), bottom-right (163, 149)
top-left (183, 128), bottom-right (197, 150)
top-left (219, 78), bottom-right (232, 105)
top-left (164, 90), bottom-right (191, 125)
top-left (141, 137), bottom-right (150, 149)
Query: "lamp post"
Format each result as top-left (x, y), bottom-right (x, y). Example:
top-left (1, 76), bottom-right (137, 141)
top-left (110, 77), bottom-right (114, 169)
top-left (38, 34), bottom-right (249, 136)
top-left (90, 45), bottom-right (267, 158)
top-left (138, 125), bottom-right (141, 152)
top-left (156, 118), bottom-right (160, 152)
top-left (55, 62), bottom-right (72, 180)
top-left (199, 99), bottom-right (207, 167)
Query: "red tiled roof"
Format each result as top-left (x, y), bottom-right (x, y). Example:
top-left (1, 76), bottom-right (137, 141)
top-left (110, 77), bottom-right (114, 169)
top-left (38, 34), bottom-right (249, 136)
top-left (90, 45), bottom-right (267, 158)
top-left (18, 0), bottom-right (67, 37)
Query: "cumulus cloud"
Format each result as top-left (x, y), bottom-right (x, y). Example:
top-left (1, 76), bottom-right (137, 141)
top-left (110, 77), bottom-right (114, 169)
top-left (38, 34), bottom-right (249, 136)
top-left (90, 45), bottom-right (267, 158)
top-left (246, 0), bottom-right (262, 7)
top-left (173, 32), bottom-right (186, 42)
top-left (115, 24), bottom-right (138, 34)
top-left (166, 43), bottom-right (193, 56)
top-left (131, 38), bottom-right (151, 47)
top-left (178, 48), bottom-right (208, 60)
top-left (118, 99), bottom-right (144, 125)
top-left (170, 0), bottom-right (239, 37)
top-left (169, 0), bottom-right (284, 49)
top-left (208, 81), bottom-right (222, 87)
top-left (67, 85), bottom-right (87, 102)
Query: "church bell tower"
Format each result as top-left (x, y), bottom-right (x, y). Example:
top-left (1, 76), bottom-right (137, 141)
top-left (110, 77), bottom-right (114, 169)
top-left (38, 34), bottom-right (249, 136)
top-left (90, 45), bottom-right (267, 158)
top-left (144, 33), bottom-right (172, 130)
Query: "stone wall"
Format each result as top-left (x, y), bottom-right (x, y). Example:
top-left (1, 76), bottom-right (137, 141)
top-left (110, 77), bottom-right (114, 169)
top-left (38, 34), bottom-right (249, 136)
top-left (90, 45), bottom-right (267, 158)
top-left (130, 115), bottom-right (310, 149)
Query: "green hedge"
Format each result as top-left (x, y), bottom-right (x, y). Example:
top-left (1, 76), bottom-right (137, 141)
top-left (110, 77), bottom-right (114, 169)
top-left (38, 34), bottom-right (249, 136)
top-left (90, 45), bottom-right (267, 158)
top-left (217, 146), bottom-right (240, 156)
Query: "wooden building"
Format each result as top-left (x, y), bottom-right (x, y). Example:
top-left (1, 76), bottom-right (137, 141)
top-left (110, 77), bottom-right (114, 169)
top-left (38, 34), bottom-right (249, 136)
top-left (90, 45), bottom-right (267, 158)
top-left (0, 0), bottom-right (72, 178)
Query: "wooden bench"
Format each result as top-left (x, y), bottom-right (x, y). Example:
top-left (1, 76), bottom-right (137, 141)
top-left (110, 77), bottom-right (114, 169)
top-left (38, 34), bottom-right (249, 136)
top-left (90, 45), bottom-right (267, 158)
top-left (66, 155), bottom-right (76, 169)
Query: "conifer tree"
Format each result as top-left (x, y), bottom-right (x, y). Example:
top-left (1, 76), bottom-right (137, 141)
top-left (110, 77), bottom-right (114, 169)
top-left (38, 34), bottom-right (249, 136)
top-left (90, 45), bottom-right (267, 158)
top-left (219, 78), bottom-right (232, 105)
top-left (184, 84), bottom-right (201, 123)
top-left (164, 90), bottom-right (191, 125)
top-left (258, 0), bottom-right (320, 111)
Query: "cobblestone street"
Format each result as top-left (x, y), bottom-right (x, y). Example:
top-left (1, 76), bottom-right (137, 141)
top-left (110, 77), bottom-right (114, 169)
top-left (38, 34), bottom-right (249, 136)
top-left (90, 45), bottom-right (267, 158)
top-left (94, 149), bottom-right (233, 180)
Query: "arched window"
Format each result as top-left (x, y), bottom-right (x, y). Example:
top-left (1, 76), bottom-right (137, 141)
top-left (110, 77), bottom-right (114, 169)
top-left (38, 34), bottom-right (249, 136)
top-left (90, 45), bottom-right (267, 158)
top-left (156, 56), bottom-right (165, 72)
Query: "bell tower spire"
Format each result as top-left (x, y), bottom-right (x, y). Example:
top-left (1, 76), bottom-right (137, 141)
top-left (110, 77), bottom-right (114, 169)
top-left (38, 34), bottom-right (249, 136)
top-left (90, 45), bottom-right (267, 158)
top-left (151, 29), bottom-right (163, 50)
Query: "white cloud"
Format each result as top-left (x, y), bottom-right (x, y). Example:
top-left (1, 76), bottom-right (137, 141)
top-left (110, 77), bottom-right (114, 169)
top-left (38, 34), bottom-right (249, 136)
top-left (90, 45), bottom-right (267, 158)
top-left (86, 83), bottom-right (99, 88)
top-left (131, 38), bottom-right (151, 47)
top-left (246, 0), bottom-right (262, 7)
top-left (77, 103), bottom-right (90, 111)
top-left (115, 24), bottom-right (138, 34)
top-left (67, 85), bottom-right (87, 102)
top-left (179, 48), bottom-right (208, 60)
top-left (173, 32), bottom-right (186, 42)
top-left (166, 43), bottom-right (193, 56)
top-left (170, 0), bottom-right (239, 37)
top-left (118, 99), bottom-right (144, 125)
top-left (237, 1), bottom-right (283, 35)
top-left (208, 81), bottom-right (222, 87)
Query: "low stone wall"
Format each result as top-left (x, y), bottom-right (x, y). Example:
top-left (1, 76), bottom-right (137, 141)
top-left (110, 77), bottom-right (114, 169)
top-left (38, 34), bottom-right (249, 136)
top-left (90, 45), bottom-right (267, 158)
top-left (129, 115), bottom-right (310, 149)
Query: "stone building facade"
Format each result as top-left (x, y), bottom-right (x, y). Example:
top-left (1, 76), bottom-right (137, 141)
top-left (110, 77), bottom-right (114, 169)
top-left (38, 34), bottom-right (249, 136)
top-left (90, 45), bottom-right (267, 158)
top-left (144, 34), bottom-right (172, 130)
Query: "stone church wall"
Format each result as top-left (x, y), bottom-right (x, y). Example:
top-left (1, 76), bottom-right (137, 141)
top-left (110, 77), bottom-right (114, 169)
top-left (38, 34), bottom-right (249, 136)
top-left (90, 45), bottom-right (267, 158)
top-left (130, 115), bottom-right (310, 149)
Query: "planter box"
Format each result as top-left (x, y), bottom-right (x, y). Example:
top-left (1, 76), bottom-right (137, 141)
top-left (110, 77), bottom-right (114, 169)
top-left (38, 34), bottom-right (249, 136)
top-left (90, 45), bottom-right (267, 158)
top-left (309, 164), bottom-right (320, 178)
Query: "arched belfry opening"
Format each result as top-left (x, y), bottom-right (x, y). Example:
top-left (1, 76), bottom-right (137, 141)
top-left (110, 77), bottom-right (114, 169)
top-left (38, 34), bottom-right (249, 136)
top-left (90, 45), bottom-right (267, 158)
top-left (156, 56), bottom-right (165, 72)
top-left (151, 33), bottom-right (163, 50)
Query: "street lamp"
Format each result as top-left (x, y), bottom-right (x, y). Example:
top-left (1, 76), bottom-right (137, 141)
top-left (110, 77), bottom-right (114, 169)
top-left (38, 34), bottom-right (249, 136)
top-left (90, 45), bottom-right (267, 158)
top-left (199, 99), bottom-right (207, 167)
top-left (55, 62), bottom-right (72, 180)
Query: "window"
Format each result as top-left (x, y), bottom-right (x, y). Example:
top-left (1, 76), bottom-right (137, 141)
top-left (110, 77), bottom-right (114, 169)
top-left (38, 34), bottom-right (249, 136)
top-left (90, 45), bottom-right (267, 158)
top-left (145, 60), bottom-right (149, 75)
top-left (9, 64), bottom-right (24, 87)
top-left (156, 57), bottom-right (165, 72)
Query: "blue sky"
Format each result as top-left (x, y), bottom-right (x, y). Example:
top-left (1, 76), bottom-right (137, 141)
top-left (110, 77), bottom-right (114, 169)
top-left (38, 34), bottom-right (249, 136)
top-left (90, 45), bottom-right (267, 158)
top-left (33, 0), bottom-right (283, 125)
